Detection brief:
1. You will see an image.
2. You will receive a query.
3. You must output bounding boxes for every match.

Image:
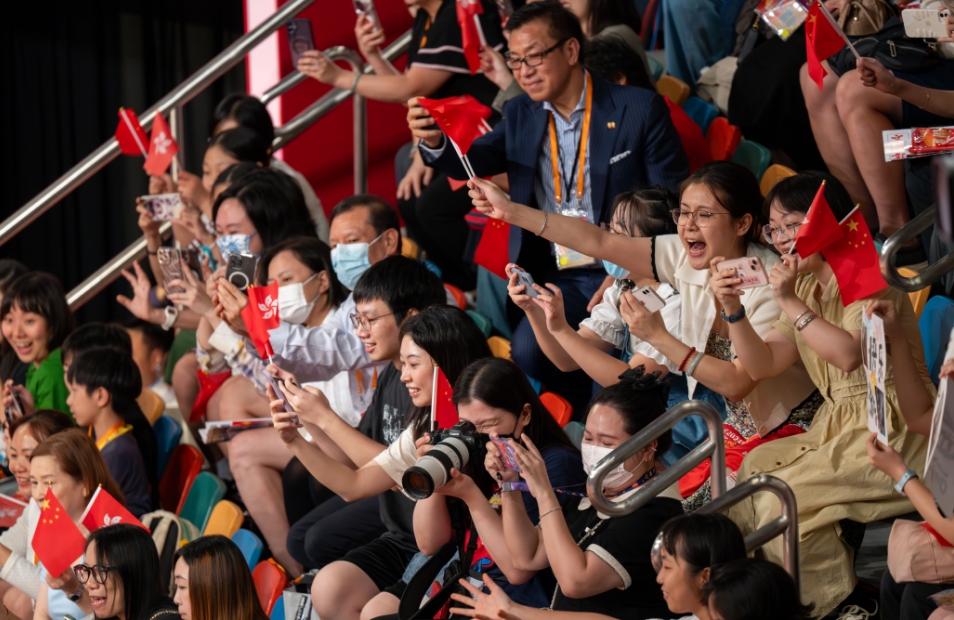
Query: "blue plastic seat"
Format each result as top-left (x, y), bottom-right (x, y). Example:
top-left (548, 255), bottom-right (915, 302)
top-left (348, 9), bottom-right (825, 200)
top-left (179, 471), bottom-right (226, 532)
top-left (270, 596), bottom-right (285, 620)
top-left (682, 96), bottom-right (720, 134)
top-left (732, 140), bottom-right (773, 180)
top-left (919, 295), bottom-right (954, 384)
top-left (232, 528), bottom-right (264, 568)
top-left (153, 415), bottom-right (183, 479)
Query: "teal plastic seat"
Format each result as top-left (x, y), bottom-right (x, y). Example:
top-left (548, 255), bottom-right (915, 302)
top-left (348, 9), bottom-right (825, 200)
top-left (682, 96), bottom-right (720, 134)
top-left (647, 55), bottom-right (665, 82)
top-left (732, 140), bottom-right (772, 180)
top-left (466, 310), bottom-right (493, 337)
top-left (179, 471), bottom-right (226, 532)
top-left (232, 528), bottom-right (264, 568)
top-left (153, 415), bottom-right (182, 479)
top-left (270, 596), bottom-right (284, 620)
top-left (563, 421), bottom-right (585, 449)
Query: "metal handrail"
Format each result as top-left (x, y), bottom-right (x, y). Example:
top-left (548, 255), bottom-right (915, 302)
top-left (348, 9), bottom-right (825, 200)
top-left (0, 0), bottom-right (317, 248)
top-left (586, 400), bottom-right (725, 517)
top-left (698, 474), bottom-right (800, 593)
top-left (881, 205), bottom-right (954, 292)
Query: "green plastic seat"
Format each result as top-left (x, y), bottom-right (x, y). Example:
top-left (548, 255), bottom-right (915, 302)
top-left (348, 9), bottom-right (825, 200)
top-left (732, 140), bottom-right (772, 180)
top-left (179, 471), bottom-right (226, 532)
top-left (647, 55), bottom-right (665, 82)
top-left (563, 421), bottom-right (585, 449)
top-left (466, 310), bottom-right (493, 338)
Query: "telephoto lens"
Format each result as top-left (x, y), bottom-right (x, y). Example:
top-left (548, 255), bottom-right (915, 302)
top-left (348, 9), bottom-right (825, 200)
top-left (402, 421), bottom-right (485, 500)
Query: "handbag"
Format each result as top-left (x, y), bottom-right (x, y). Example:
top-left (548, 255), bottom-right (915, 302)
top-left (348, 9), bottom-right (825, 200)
top-left (828, 18), bottom-right (938, 75)
top-left (887, 519), bottom-right (954, 584)
top-left (838, 0), bottom-right (897, 36)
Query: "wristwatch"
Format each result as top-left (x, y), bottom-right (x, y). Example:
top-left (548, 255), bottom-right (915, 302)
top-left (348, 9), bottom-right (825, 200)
top-left (67, 583), bottom-right (85, 602)
top-left (721, 306), bottom-right (746, 324)
top-left (894, 469), bottom-right (919, 496)
top-left (501, 482), bottom-right (519, 493)
top-left (161, 305), bottom-right (179, 331)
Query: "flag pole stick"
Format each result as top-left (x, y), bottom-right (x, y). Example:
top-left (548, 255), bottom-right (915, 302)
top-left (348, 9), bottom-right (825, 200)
top-left (818, 2), bottom-right (861, 59)
top-left (450, 138), bottom-right (476, 179)
top-left (474, 15), bottom-right (488, 47)
top-left (120, 108), bottom-right (149, 158)
top-left (839, 205), bottom-right (861, 225)
top-left (431, 364), bottom-right (438, 432)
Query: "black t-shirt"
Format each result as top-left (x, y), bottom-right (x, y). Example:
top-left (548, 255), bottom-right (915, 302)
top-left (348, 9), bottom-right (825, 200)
top-left (100, 433), bottom-right (152, 518)
top-left (408, 0), bottom-right (505, 112)
top-left (552, 496), bottom-right (684, 619)
top-left (357, 362), bottom-right (416, 545)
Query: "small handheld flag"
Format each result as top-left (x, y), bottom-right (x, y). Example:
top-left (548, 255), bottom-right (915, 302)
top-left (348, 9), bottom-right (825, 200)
top-left (31, 487), bottom-right (86, 577)
top-left (115, 108), bottom-right (149, 157)
top-left (144, 113), bottom-right (179, 177)
top-left (242, 283), bottom-right (281, 361)
top-left (790, 180), bottom-right (845, 257)
top-left (80, 485), bottom-right (147, 532)
top-left (430, 365), bottom-right (458, 431)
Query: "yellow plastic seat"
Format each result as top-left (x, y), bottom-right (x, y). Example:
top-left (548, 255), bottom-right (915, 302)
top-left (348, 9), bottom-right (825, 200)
top-left (759, 164), bottom-right (797, 196)
top-left (487, 336), bottom-right (512, 360)
top-left (202, 499), bottom-right (244, 537)
top-left (137, 388), bottom-right (165, 425)
top-left (656, 76), bottom-right (691, 106)
top-left (899, 267), bottom-right (930, 319)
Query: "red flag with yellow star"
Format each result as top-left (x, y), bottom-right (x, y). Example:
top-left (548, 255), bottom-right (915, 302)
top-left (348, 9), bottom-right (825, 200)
top-left (805, 2), bottom-right (848, 90)
top-left (822, 207), bottom-right (887, 306)
top-left (474, 217), bottom-right (511, 280)
top-left (431, 365), bottom-right (458, 430)
top-left (32, 487), bottom-right (86, 577)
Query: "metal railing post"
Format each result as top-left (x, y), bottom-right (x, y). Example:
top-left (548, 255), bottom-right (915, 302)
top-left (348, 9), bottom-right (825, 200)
top-left (586, 400), bottom-right (725, 517)
top-left (881, 205), bottom-right (954, 292)
top-left (169, 104), bottom-right (185, 179)
top-left (698, 474), bottom-right (801, 593)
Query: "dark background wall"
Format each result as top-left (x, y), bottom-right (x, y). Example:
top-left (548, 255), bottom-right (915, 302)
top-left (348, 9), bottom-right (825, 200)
top-left (0, 0), bottom-right (245, 323)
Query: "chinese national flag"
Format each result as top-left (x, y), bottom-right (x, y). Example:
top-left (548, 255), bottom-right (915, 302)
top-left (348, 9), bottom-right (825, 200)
top-left (242, 283), bottom-right (281, 359)
top-left (793, 180), bottom-right (844, 258)
top-left (80, 486), bottom-right (146, 532)
top-left (418, 95), bottom-right (492, 155)
top-left (143, 113), bottom-right (179, 177)
top-left (822, 208), bottom-right (888, 306)
top-left (32, 488), bottom-right (86, 577)
top-left (474, 217), bottom-right (511, 280)
top-left (115, 108), bottom-right (149, 157)
top-left (432, 366), bottom-right (458, 429)
top-left (456, 0), bottom-right (484, 75)
top-left (805, 2), bottom-right (848, 90)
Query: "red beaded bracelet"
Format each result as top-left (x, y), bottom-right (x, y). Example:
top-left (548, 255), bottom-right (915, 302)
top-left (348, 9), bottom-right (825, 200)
top-left (678, 347), bottom-right (697, 373)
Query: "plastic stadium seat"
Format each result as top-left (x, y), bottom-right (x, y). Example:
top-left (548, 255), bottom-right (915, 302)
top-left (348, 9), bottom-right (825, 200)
top-left (423, 260), bottom-right (442, 279)
top-left (706, 117), bottom-right (742, 161)
top-left (270, 596), bottom-right (284, 620)
top-left (445, 283), bottom-right (467, 310)
top-left (732, 140), bottom-right (772, 180)
top-left (919, 296), bottom-right (954, 384)
top-left (759, 164), bottom-right (797, 196)
top-left (540, 392), bottom-right (573, 427)
top-left (203, 499), bottom-right (245, 537)
top-left (159, 445), bottom-right (204, 514)
top-left (487, 336), bottom-right (512, 360)
top-left (466, 310), bottom-right (493, 337)
top-left (682, 97), bottom-right (720, 134)
top-left (899, 268), bottom-right (930, 319)
top-left (401, 236), bottom-right (420, 260)
top-left (656, 76), bottom-right (691, 106)
top-left (179, 471), bottom-right (226, 532)
top-left (647, 55), bottom-right (665, 82)
top-left (253, 560), bottom-right (287, 615)
top-left (664, 97), bottom-right (713, 174)
top-left (137, 388), bottom-right (165, 425)
top-left (563, 421), bottom-right (585, 449)
top-left (153, 415), bottom-right (183, 479)
top-left (232, 529), bottom-right (264, 568)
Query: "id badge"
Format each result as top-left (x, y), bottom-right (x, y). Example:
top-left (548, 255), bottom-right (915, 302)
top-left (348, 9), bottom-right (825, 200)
top-left (553, 207), bottom-right (596, 270)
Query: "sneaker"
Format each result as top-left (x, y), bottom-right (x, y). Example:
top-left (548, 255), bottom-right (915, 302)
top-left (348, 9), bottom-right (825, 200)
top-left (837, 602), bottom-right (878, 619)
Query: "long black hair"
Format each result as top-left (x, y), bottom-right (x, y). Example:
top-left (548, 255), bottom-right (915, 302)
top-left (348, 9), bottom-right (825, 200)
top-left (206, 127), bottom-right (270, 167)
top-left (398, 306), bottom-right (493, 437)
top-left (680, 161), bottom-right (765, 246)
top-left (606, 187), bottom-right (677, 238)
top-left (256, 237), bottom-right (349, 310)
top-left (454, 357), bottom-right (578, 453)
top-left (586, 367), bottom-right (673, 453)
top-left (705, 559), bottom-right (814, 620)
top-left (86, 523), bottom-right (167, 620)
top-left (211, 94), bottom-right (275, 147)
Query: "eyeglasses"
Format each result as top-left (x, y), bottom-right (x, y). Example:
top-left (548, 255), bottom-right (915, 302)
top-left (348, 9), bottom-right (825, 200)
top-left (671, 209), bottom-right (731, 228)
top-left (73, 564), bottom-right (119, 585)
top-left (504, 39), bottom-right (568, 70)
top-left (762, 222), bottom-right (803, 245)
top-left (349, 312), bottom-right (394, 331)
top-left (599, 222), bottom-right (630, 236)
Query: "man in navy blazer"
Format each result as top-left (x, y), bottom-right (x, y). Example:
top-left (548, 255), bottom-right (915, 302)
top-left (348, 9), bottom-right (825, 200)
top-left (411, 2), bottom-right (689, 412)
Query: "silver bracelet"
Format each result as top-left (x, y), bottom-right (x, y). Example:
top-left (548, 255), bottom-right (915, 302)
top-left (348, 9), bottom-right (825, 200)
top-left (795, 312), bottom-right (817, 332)
top-left (793, 309), bottom-right (812, 325)
top-left (538, 506), bottom-right (561, 524)
top-left (685, 351), bottom-right (704, 377)
top-left (537, 211), bottom-right (549, 236)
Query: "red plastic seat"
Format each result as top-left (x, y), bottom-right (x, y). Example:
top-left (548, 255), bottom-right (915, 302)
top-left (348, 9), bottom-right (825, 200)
top-left (540, 392), bottom-right (573, 428)
top-left (664, 96), bottom-right (713, 174)
top-left (706, 117), bottom-right (742, 162)
top-left (253, 560), bottom-right (287, 615)
top-left (159, 444), bottom-right (204, 514)
top-left (444, 283), bottom-right (467, 310)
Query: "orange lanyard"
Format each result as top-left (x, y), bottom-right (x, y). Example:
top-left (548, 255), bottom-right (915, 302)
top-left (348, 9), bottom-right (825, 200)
top-left (356, 367), bottom-right (379, 395)
top-left (548, 72), bottom-right (593, 206)
top-left (91, 421), bottom-right (133, 450)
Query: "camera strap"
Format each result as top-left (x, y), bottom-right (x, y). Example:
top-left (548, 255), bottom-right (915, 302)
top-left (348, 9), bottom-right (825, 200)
top-left (505, 466), bottom-right (657, 498)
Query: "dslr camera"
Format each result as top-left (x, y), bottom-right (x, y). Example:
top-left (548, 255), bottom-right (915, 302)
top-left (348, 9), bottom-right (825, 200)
top-left (402, 421), bottom-right (486, 500)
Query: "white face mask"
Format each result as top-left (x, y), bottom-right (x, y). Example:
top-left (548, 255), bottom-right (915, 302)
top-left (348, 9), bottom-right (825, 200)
top-left (278, 273), bottom-right (320, 324)
top-left (581, 443), bottom-right (636, 489)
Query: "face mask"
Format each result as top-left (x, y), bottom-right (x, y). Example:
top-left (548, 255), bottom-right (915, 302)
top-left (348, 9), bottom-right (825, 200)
top-left (331, 233), bottom-right (384, 290)
top-left (581, 443), bottom-right (636, 489)
top-left (602, 260), bottom-right (630, 280)
top-left (278, 273), bottom-right (320, 324)
top-left (216, 232), bottom-right (258, 261)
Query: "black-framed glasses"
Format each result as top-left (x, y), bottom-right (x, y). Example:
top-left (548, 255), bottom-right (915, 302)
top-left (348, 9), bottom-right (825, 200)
top-left (73, 564), bottom-right (119, 585)
top-left (504, 38), bottom-right (568, 70)
top-left (599, 222), bottom-right (631, 236)
top-left (762, 222), bottom-right (803, 245)
top-left (349, 312), bottom-right (394, 331)
top-left (671, 209), bottom-right (732, 228)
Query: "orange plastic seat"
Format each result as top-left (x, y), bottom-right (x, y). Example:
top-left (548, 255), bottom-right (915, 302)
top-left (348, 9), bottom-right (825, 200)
top-left (159, 445), bottom-right (204, 515)
top-left (203, 499), bottom-right (245, 537)
top-left (540, 392), bottom-right (573, 427)
top-left (487, 336), bottom-right (512, 360)
top-left (656, 76), bottom-right (691, 106)
top-left (137, 388), bottom-right (165, 425)
top-left (899, 268), bottom-right (931, 318)
top-left (252, 560), bottom-right (287, 615)
top-left (401, 236), bottom-right (420, 260)
top-left (759, 164), bottom-right (797, 196)
top-left (706, 117), bottom-right (742, 161)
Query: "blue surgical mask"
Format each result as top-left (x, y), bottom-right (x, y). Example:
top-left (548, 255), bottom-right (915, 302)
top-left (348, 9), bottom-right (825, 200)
top-left (602, 260), bottom-right (630, 280)
top-left (332, 233), bottom-right (384, 289)
top-left (216, 232), bottom-right (258, 261)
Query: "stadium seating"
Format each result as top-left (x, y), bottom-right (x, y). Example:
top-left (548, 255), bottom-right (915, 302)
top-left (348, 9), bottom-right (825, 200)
top-left (153, 415), bottom-right (183, 479)
top-left (159, 445), bottom-right (204, 515)
top-left (232, 528), bottom-right (264, 568)
top-left (203, 499), bottom-right (245, 537)
top-left (179, 472), bottom-right (227, 532)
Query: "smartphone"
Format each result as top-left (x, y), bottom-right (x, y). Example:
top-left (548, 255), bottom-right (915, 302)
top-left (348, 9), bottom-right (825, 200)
top-left (633, 285), bottom-right (668, 313)
top-left (353, 0), bottom-right (380, 27)
top-left (157, 248), bottom-right (186, 294)
top-left (902, 8), bottom-right (951, 38)
top-left (490, 438), bottom-right (522, 472)
top-left (263, 371), bottom-right (299, 425)
top-left (716, 257), bottom-right (769, 289)
top-left (226, 253), bottom-right (257, 291)
top-left (141, 193), bottom-right (184, 222)
top-left (286, 18), bottom-right (315, 68)
top-left (512, 269), bottom-right (539, 299)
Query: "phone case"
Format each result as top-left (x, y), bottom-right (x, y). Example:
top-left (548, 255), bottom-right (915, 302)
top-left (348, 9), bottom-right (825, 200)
top-left (634, 285), bottom-right (667, 313)
top-left (287, 18), bottom-right (315, 67)
top-left (142, 193), bottom-right (184, 221)
top-left (226, 254), bottom-right (257, 290)
top-left (717, 257), bottom-right (769, 289)
top-left (902, 8), bottom-right (950, 38)
top-left (491, 438), bottom-right (522, 472)
top-left (514, 270), bottom-right (539, 299)
top-left (353, 0), bottom-right (380, 25)
top-left (157, 248), bottom-right (186, 294)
